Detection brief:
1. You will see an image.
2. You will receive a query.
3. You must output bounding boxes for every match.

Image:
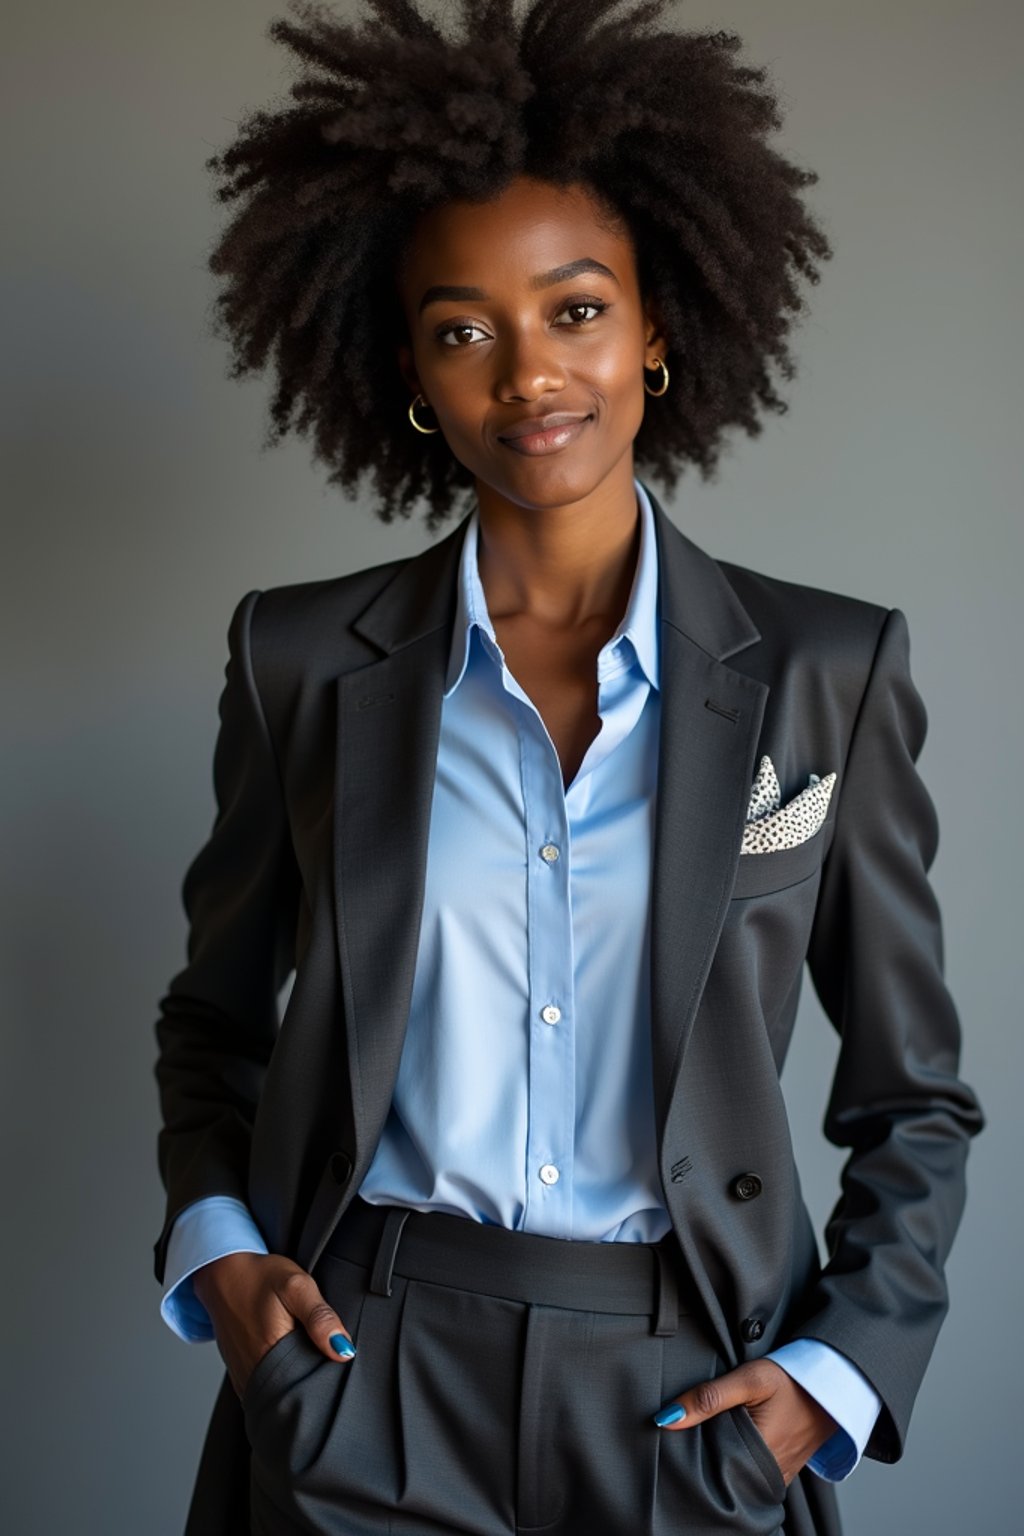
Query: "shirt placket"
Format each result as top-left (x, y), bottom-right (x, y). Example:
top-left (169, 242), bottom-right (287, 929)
top-left (516, 694), bottom-right (576, 1236)
top-left (486, 649), bottom-right (574, 1237)
top-left (495, 641), bottom-right (649, 1239)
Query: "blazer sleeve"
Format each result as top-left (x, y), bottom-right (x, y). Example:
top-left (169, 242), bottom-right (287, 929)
top-left (792, 605), bottom-right (984, 1464)
top-left (152, 589), bottom-right (301, 1285)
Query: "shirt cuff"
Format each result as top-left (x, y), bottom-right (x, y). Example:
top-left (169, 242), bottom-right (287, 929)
top-left (160, 1195), bottom-right (269, 1342)
top-left (766, 1338), bottom-right (882, 1481)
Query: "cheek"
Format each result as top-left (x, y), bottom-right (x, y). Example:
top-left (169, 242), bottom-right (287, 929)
top-left (588, 351), bottom-right (646, 415)
top-left (602, 376), bottom-right (647, 443)
top-left (419, 384), bottom-right (486, 458)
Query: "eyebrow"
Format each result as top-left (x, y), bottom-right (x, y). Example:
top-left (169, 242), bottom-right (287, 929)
top-left (417, 258), bottom-right (621, 316)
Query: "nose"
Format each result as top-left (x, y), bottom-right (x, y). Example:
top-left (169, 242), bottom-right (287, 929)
top-left (493, 328), bottom-right (567, 402)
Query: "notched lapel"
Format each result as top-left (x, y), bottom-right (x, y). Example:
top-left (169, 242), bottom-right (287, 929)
top-left (334, 649), bottom-right (443, 1164)
top-left (649, 630), bottom-right (768, 1132)
top-left (645, 492), bottom-right (769, 1140)
top-left (331, 517), bottom-right (469, 1182)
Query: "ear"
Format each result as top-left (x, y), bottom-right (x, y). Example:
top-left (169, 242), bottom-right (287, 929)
top-left (642, 292), bottom-right (669, 365)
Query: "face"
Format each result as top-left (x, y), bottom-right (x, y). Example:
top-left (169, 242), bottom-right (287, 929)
top-left (393, 174), bottom-right (666, 514)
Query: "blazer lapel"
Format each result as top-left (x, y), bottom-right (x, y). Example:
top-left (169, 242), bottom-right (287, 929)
top-left (647, 492), bottom-right (768, 1140)
top-left (332, 515), bottom-right (469, 1181)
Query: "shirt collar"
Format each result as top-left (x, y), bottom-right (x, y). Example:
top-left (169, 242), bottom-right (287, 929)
top-left (443, 476), bottom-right (660, 698)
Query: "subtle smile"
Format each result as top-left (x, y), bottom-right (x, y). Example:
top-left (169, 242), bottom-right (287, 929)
top-left (498, 414), bottom-right (593, 456)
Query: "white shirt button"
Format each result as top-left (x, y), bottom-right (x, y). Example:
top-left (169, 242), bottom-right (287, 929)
top-left (540, 843), bottom-right (560, 862)
top-left (539, 1164), bottom-right (560, 1185)
top-left (541, 1004), bottom-right (561, 1025)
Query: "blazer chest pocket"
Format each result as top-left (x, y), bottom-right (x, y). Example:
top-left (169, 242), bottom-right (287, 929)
top-left (730, 814), bottom-right (833, 900)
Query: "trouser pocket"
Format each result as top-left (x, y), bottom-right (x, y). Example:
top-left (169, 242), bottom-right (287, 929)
top-left (244, 1253), bottom-right (370, 1516)
top-left (653, 1325), bottom-right (787, 1535)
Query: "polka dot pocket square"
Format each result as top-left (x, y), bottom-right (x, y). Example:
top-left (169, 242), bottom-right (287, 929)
top-left (741, 754), bottom-right (837, 854)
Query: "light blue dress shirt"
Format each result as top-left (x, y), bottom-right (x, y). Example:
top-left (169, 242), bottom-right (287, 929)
top-left (161, 477), bottom-right (881, 1481)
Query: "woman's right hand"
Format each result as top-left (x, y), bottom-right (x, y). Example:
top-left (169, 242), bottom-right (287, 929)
top-left (192, 1252), bottom-right (357, 1400)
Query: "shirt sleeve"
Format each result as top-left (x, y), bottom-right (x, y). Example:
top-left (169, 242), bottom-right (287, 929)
top-left (766, 1338), bottom-right (882, 1481)
top-left (160, 1195), bottom-right (269, 1342)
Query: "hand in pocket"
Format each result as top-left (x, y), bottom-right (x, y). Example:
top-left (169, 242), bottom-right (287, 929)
top-left (192, 1251), bottom-right (357, 1398)
top-left (652, 1358), bottom-right (837, 1486)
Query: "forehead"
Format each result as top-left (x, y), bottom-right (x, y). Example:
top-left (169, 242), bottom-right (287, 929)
top-left (397, 175), bottom-right (637, 288)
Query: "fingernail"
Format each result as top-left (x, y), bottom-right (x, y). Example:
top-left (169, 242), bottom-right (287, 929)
top-left (653, 1404), bottom-right (686, 1427)
top-left (330, 1333), bottom-right (356, 1358)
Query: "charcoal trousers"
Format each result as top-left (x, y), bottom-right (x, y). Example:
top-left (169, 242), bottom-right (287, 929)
top-left (242, 1194), bottom-right (795, 1536)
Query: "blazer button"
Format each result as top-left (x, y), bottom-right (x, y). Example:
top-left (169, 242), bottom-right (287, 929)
top-left (330, 1151), bottom-right (353, 1184)
top-left (731, 1173), bottom-right (763, 1201)
top-left (741, 1317), bottom-right (765, 1343)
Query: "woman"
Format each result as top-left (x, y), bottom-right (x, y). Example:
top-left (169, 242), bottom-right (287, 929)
top-left (153, 4), bottom-right (983, 1534)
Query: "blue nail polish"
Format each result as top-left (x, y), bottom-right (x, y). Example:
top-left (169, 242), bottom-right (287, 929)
top-left (653, 1404), bottom-right (686, 1427)
top-left (330, 1332), bottom-right (356, 1358)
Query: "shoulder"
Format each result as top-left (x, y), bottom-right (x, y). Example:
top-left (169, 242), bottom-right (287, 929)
top-left (653, 497), bottom-right (893, 688)
top-left (720, 554), bottom-right (890, 641)
top-left (240, 511), bottom-right (468, 676)
top-left (216, 555), bottom-right (412, 723)
top-left (704, 555), bottom-right (909, 736)
top-left (251, 555), bottom-right (408, 639)
top-left (717, 554), bottom-right (893, 684)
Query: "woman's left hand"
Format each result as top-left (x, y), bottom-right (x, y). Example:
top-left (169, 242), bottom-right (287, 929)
top-left (654, 1359), bottom-right (838, 1486)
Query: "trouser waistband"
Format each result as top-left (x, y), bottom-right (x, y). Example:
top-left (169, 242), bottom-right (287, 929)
top-left (321, 1195), bottom-right (690, 1337)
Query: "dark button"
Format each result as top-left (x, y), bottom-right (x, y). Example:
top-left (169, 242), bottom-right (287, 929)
top-left (741, 1317), bottom-right (765, 1343)
top-left (330, 1151), bottom-right (353, 1184)
top-left (731, 1173), bottom-right (763, 1202)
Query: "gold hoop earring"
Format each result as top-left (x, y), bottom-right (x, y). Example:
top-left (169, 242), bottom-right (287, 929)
top-left (643, 357), bottom-right (669, 397)
top-left (408, 392), bottom-right (440, 434)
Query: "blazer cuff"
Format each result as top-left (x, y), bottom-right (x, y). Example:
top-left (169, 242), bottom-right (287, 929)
top-left (767, 1339), bottom-right (882, 1482)
top-left (160, 1195), bottom-right (268, 1342)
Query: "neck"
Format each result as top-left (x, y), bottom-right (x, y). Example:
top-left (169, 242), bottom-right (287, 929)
top-left (473, 462), bottom-right (642, 632)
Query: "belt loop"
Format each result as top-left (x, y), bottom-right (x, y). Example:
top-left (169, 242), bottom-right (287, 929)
top-left (369, 1206), bottom-right (412, 1297)
top-left (651, 1242), bottom-right (679, 1337)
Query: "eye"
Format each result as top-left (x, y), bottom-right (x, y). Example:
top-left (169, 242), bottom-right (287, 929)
top-left (435, 297), bottom-right (611, 347)
top-left (436, 321), bottom-right (490, 347)
top-left (552, 298), bottom-right (609, 327)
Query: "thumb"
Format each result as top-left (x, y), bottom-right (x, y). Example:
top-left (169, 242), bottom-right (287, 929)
top-left (277, 1269), bottom-right (357, 1363)
top-left (653, 1362), bottom-right (770, 1430)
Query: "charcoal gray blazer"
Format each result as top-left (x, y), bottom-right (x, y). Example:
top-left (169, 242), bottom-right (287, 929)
top-left (153, 482), bottom-right (983, 1536)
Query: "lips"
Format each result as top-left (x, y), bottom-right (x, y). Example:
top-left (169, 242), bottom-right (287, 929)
top-left (497, 411), bottom-right (591, 441)
top-left (497, 412), bottom-right (593, 456)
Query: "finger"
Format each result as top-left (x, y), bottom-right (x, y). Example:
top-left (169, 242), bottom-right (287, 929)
top-left (277, 1269), bottom-right (357, 1363)
top-left (652, 1361), bottom-right (774, 1430)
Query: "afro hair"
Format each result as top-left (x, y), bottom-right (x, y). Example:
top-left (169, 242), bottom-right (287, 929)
top-left (204, 0), bottom-right (833, 531)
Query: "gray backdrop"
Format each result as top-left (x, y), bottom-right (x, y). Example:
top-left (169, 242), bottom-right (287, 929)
top-left (3, 2), bottom-right (1020, 1531)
